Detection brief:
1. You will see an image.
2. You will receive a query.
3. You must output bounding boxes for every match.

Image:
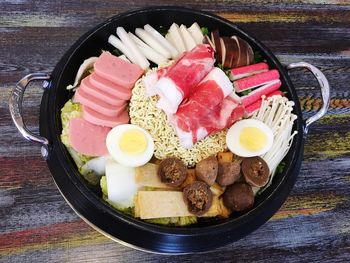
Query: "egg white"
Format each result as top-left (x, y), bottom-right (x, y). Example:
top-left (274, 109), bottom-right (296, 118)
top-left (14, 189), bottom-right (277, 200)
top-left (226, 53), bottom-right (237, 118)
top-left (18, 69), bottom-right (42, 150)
top-left (226, 119), bottom-right (273, 157)
top-left (106, 124), bottom-right (154, 167)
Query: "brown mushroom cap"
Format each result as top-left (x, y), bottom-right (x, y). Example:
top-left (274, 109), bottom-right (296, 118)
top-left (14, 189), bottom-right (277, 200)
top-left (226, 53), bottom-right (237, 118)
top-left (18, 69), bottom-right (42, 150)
top-left (158, 157), bottom-right (187, 187)
top-left (223, 182), bottom-right (254, 212)
top-left (241, 157), bottom-right (270, 187)
top-left (216, 161), bottom-right (241, 186)
top-left (183, 181), bottom-right (213, 216)
top-left (195, 155), bottom-right (218, 186)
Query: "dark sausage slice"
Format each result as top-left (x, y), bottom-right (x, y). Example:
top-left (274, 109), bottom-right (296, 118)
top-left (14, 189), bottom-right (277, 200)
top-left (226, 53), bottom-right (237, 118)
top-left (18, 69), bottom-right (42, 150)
top-left (223, 182), bottom-right (254, 212)
top-left (183, 181), bottom-right (213, 216)
top-left (216, 161), bottom-right (241, 186)
top-left (195, 155), bottom-right (218, 186)
top-left (241, 157), bottom-right (270, 187)
top-left (158, 157), bottom-right (187, 187)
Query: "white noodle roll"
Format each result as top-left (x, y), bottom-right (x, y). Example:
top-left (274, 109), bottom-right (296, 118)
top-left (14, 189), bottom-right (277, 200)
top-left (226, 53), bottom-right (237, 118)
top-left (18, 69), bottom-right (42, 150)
top-left (128, 32), bottom-right (168, 66)
top-left (108, 35), bottom-right (138, 65)
top-left (116, 27), bottom-right (150, 70)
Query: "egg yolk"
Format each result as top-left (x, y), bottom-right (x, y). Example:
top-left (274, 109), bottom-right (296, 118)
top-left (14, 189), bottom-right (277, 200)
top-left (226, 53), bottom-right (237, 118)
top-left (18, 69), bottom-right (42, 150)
top-left (239, 127), bottom-right (267, 152)
top-left (119, 129), bottom-right (148, 155)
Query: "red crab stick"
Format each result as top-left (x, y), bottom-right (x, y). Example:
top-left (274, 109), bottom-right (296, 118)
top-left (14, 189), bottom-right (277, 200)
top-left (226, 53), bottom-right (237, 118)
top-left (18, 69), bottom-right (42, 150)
top-left (234, 69), bottom-right (280, 92)
top-left (229, 62), bottom-right (269, 81)
top-left (245, 90), bottom-right (283, 116)
top-left (241, 79), bottom-right (281, 107)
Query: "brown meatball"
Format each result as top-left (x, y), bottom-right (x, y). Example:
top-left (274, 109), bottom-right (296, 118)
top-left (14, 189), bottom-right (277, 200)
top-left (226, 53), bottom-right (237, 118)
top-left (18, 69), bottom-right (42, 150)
top-left (183, 181), bottom-right (213, 216)
top-left (195, 155), bottom-right (218, 186)
top-left (216, 161), bottom-right (241, 186)
top-left (223, 182), bottom-right (254, 212)
top-left (241, 157), bottom-right (270, 187)
top-left (158, 157), bottom-right (187, 187)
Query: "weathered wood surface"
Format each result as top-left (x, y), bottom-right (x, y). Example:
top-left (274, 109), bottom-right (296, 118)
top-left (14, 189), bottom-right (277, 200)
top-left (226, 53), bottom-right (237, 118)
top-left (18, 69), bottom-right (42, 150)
top-left (0, 1), bottom-right (349, 262)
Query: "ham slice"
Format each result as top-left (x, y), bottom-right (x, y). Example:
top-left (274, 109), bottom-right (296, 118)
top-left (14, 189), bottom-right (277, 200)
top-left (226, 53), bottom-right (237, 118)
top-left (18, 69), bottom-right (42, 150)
top-left (69, 118), bottom-right (110, 156)
top-left (80, 76), bottom-right (130, 105)
top-left (94, 52), bottom-right (143, 89)
top-left (75, 88), bottom-right (126, 116)
top-left (154, 44), bottom-right (215, 114)
top-left (170, 68), bottom-right (239, 148)
top-left (82, 106), bottom-right (129, 128)
top-left (89, 73), bottom-right (132, 100)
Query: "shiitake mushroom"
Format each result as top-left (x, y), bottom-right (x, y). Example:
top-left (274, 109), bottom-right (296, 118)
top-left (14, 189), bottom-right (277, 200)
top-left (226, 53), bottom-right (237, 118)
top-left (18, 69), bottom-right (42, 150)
top-left (183, 181), bottom-right (213, 216)
top-left (158, 157), bottom-right (187, 187)
top-left (223, 182), bottom-right (254, 212)
top-left (241, 156), bottom-right (270, 187)
top-left (195, 155), bottom-right (218, 186)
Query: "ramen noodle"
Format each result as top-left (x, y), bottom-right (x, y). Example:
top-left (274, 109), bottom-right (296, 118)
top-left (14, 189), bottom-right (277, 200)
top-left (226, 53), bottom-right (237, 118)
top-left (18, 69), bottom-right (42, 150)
top-left (129, 72), bottom-right (228, 167)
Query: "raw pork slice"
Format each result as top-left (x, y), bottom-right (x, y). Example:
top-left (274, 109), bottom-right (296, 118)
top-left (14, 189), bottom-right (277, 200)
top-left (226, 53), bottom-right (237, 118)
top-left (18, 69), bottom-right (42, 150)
top-left (69, 117), bottom-right (110, 156)
top-left (94, 52), bottom-right (143, 89)
top-left (170, 68), bottom-right (237, 148)
top-left (154, 44), bottom-right (215, 114)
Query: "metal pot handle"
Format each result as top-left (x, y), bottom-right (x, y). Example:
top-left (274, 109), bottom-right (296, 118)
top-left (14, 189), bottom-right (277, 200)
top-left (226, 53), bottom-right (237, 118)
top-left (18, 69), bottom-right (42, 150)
top-left (286, 62), bottom-right (330, 135)
top-left (9, 73), bottom-right (51, 159)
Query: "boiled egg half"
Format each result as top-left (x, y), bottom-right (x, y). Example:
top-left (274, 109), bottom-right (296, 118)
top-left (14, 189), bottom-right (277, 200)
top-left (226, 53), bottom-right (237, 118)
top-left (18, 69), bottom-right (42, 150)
top-left (106, 124), bottom-right (154, 167)
top-left (226, 119), bottom-right (273, 157)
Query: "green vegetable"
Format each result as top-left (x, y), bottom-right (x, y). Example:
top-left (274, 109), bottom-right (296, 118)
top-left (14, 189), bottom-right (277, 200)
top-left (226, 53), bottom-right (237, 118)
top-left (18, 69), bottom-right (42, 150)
top-left (145, 216), bottom-right (197, 226)
top-left (217, 63), bottom-right (224, 70)
top-left (157, 25), bottom-right (168, 37)
top-left (201, 27), bottom-right (209, 36)
top-left (100, 176), bottom-right (134, 215)
top-left (276, 161), bottom-right (286, 174)
top-left (111, 48), bottom-right (123, 57)
top-left (60, 100), bottom-right (92, 170)
top-left (253, 50), bottom-right (265, 63)
top-left (241, 89), bottom-right (252, 96)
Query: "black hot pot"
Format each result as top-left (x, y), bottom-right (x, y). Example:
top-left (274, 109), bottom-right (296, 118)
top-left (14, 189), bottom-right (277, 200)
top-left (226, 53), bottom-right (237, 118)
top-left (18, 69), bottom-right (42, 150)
top-left (9, 6), bottom-right (330, 254)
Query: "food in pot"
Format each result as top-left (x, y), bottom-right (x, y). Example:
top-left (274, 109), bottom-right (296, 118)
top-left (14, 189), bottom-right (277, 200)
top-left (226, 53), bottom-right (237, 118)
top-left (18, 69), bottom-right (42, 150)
top-left (216, 161), bottom-right (241, 186)
top-left (242, 156), bottom-right (270, 187)
top-left (226, 119), bottom-right (274, 157)
top-left (195, 155), bottom-right (218, 186)
top-left (183, 181), bottom-right (213, 216)
top-left (158, 157), bottom-right (187, 187)
top-left (223, 182), bottom-right (254, 212)
top-left (106, 124), bottom-right (154, 167)
top-left (59, 22), bottom-right (298, 226)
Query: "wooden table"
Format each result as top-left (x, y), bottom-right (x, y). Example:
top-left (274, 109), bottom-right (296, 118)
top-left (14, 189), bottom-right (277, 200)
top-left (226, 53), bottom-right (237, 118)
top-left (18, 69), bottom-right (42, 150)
top-left (1, 1), bottom-right (349, 262)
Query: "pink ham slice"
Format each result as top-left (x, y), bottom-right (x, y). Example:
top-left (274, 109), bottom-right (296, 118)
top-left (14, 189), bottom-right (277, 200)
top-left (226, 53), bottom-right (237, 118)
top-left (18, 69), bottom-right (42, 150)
top-left (82, 106), bottom-right (129, 128)
top-left (154, 44), bottom-right (215, 114)
top-left (75, 88), bottom-right (126, 117)
top-left (80, 76), bottom-right (130, 105)
top-left (170, 67), bottom-right (234, 148)
top-left (69, 118), bottom-right (110, 156)
top-left (89, 73), bottom-right (132, 100)
top-left (94, 52), bottom-right (143, 89)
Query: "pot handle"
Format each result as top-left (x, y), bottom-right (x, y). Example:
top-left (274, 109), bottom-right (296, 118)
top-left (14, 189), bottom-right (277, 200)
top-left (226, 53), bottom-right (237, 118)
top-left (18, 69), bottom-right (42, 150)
top-left (286, 62), bottom-right (330, 135)
top-left (9, 73), bottom-right (51, 159)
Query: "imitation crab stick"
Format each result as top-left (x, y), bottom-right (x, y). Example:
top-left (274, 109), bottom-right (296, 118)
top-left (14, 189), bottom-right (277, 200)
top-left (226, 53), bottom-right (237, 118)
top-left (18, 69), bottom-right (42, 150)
top-left (229, 62), bottom-right (269, 81)
top-left (245, 90), bottom-right (283, 116)
top-left (241, 79), bottom-right (282, 107)
top-left (234, 69), bottom-right (280, 92)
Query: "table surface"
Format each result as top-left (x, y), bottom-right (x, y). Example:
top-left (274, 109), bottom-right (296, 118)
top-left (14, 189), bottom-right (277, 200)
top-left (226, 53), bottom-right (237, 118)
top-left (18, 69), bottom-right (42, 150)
top-left (1, 1), bottom-right (349, 262)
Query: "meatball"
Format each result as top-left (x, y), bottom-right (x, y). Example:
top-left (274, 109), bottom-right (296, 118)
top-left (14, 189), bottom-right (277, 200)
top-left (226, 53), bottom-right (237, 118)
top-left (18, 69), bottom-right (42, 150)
top-left (241, 157), bottom-right (270, 187)
top-left (223, 182), bottom-right (254, 212)
top-left (183, 181), bottom-right (213, 216)
top-left (158, 157), bottom-right (187, 187)
top-left (195, 155), bottom-right (218, 186)
top-left (216, 161), bottom-right (241, 186)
